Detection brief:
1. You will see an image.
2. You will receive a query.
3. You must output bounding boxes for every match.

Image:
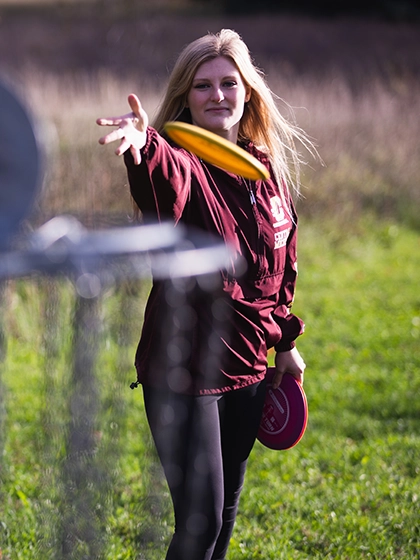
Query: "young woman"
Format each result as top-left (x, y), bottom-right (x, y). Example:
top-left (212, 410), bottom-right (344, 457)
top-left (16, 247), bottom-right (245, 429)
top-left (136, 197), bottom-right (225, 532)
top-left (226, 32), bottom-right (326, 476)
top-left (97, 28), bottom-right (310, 560)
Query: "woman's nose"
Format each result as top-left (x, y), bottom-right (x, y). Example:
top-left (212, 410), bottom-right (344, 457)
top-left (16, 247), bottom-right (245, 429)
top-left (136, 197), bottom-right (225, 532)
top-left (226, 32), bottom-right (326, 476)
top-left (211, 87), bottom-right (224, 102)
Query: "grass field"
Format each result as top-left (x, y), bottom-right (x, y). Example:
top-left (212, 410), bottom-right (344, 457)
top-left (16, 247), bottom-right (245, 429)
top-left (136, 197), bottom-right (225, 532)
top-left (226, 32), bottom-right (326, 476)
top-left (0, 217), bottom-right (419, 559)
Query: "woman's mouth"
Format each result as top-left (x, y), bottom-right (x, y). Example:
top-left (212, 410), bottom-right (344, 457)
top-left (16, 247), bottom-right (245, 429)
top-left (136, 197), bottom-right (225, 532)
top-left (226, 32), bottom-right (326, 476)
top-left (206, 107), bottom-right (228, 113)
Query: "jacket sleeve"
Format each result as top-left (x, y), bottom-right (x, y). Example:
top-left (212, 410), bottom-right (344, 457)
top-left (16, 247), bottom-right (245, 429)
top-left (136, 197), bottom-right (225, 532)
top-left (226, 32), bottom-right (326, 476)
top-left (123, 127), bottom-right (193, 223)
top-left (272, 208), bottom-right (305, 352)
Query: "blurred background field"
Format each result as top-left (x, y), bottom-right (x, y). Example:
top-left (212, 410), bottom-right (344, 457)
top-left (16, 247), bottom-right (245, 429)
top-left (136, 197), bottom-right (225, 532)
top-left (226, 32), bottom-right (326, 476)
top-left (0, 1), bottom-right (419, 558)
top-left (1, 2), bottom-right (419, 228)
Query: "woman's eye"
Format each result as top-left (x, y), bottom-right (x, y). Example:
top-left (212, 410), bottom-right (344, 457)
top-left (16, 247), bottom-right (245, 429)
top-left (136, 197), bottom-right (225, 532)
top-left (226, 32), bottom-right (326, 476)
top-left (193, 81), bottom-right (237, 90)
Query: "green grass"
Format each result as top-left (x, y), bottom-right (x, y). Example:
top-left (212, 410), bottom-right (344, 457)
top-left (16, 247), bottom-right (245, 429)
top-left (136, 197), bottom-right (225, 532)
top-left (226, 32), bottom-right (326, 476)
top-left (0, 217), bottom-right (419, 559)
top-left (232, 217), bottom-right (420, 559)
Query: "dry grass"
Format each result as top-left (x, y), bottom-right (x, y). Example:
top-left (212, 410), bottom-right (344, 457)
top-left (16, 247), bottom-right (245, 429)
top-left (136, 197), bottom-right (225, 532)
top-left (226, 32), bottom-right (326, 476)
top-left (18, 71), bottom-right (161, 226)
top-left (277, 76), bottom-right (420, 225)
top-left (3, 11), bottom-right (418, 230)
top-left (17, 67), bottom-right (419, 230)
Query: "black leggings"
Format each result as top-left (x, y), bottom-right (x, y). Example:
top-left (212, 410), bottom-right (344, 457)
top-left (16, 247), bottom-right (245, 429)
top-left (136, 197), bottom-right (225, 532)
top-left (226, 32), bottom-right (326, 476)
top-left (143, 379), bottom-right (266, 560)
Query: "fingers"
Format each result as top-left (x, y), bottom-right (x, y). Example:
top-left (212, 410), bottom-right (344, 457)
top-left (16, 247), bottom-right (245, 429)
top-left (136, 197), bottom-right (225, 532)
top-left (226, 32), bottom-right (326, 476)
top-left (130, 146), bottom-right (142, 166)
top-left (115, 138), bottom-right (131, 156)
top-left (282, 366), bottom-right (305, 386)
top-left (96, 113), bottom-right (133, 127)
top-left (273, 348), bottom-right (306, 389)
top-left (272, 369), bottom-right (304, 389)
top-left (293, 371), bottom-right (305, 386)
top-left (114, 139), bottom-right (141, 164)
top-left (128, 93), bottom-right (142, 117)
top-left (97, 94), bottom-right (148, 161)
top-left (128, 93), bottom-right (149, 131)
top-left (96, 94), bottom-right (144, 129)
top-left (271, 371), bottom-right (283, 390)
top-left (96, 117), bottom-right (118, 126)
top-left (98, 128), bottom-right (125, 146)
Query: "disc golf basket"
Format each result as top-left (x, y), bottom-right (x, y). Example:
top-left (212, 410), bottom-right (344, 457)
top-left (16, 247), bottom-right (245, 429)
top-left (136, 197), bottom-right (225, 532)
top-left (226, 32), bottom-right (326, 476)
top-left (0, 81), bottom-right (234, 558)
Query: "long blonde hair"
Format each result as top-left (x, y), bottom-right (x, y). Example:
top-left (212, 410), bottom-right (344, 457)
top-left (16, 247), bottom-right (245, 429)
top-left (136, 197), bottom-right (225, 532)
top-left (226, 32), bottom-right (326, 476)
top-left (153, 28), bottom-right (315, 206)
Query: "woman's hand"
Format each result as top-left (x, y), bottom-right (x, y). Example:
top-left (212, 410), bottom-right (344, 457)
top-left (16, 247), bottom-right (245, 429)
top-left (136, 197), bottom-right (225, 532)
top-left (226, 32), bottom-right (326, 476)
top-left (272, 347), bottom-right (306, 389)
top-left (96, 93), bottom-right (148, 165)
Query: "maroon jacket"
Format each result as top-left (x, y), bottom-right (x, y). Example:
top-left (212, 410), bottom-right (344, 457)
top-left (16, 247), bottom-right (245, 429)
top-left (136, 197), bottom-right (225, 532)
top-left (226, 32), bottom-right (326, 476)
top-left (124, 127), bottom-right (304, 395)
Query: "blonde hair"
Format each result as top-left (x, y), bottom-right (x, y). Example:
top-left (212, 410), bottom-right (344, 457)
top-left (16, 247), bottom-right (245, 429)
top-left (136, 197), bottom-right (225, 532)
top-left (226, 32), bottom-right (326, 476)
top-left (153, 29), bottom-right (316, 208)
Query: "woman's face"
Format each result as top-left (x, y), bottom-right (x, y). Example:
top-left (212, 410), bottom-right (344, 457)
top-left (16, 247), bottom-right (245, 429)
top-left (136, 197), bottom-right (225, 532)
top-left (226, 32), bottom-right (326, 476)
top-left (187, 56), bottom-right (251, 143)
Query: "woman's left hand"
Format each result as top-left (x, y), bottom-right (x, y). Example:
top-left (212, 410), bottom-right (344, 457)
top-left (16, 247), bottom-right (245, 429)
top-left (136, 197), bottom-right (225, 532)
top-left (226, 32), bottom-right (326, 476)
top-left (272, 347), bottom-right (306, 389)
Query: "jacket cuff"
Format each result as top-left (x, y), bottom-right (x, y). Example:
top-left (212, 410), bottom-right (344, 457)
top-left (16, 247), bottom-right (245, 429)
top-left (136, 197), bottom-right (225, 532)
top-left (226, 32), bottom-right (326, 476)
top-left (274, 339), bottom-right (297, 353)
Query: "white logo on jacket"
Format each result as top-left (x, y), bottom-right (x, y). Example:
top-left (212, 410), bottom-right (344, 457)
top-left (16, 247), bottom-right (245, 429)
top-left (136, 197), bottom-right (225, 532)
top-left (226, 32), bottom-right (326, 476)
top-left (270, 196), bottom-right (290, 249)
top-left (274, 230), bottom-right (289, 249)
top-left (270, 196), bottom-right (289, 228)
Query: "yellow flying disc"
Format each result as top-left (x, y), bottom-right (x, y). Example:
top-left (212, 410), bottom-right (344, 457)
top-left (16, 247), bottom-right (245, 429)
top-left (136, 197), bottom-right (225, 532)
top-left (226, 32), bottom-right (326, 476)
top-left (164, 121), bottom-right (270, 181)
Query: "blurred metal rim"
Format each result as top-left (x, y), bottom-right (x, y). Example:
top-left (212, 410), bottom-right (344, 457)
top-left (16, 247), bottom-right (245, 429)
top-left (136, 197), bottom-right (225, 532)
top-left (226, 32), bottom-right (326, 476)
top-left (0, 216), bottom-right (241, 282)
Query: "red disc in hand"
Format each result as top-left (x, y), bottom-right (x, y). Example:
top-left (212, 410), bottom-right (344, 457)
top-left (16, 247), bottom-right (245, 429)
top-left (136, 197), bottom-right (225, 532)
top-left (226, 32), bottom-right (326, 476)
top-left (257, 368), bottom-right (308, 450)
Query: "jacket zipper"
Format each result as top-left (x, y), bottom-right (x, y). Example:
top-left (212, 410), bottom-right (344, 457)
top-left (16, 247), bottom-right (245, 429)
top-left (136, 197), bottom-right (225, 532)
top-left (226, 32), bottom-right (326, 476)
top-left (245, 180), bottom-right (264, 279)
top-left (248, 185), bottom-right (257, 206)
